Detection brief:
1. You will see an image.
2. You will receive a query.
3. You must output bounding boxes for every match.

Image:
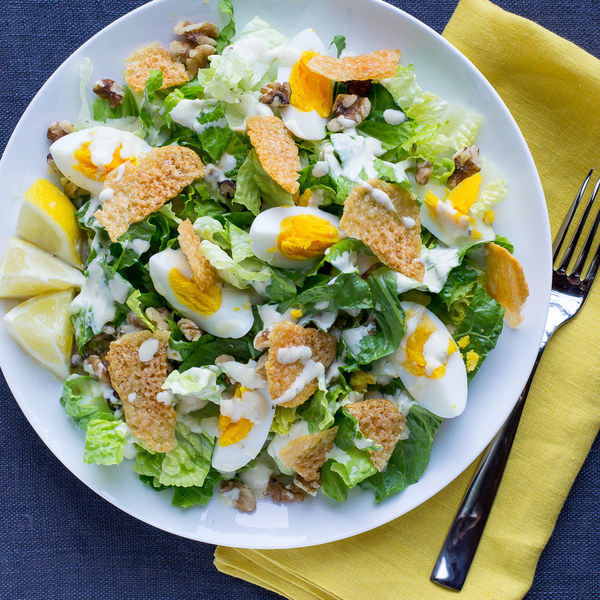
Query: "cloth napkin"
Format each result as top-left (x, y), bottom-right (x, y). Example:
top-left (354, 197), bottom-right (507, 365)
top-left (214, 0), bottom-right (600, 597)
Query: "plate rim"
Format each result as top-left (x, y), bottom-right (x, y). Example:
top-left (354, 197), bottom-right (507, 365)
top-left (0, 0), bottom-right (551, 549)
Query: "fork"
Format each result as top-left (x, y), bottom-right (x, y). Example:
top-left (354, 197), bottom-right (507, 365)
top-left (430, 169), bottom-right (600, 591)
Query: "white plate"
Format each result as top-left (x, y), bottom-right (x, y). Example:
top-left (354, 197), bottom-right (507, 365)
top-left (0, 0), bottom-right (551, 548)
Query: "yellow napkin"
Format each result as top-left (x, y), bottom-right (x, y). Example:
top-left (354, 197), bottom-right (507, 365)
top-left (215, 0), bottom-right (600, 597)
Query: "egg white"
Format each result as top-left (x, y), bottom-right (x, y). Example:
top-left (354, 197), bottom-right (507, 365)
top-left (374, 301), bottom-right (467, 418)
top-left (249, 206), bottom-right (342, 269)
top-left (277, 29), bottom-right (330, 141)
top-left (417, 180), bottom-right (495, 248)
top-left (211, 389), bottom-right (275, 472)
top-left (148, 248), bottom-right (254, 339)
top-left (50, 126), bottom-right (151, 196)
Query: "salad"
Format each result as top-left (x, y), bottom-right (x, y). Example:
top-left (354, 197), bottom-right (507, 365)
top-left (0, 0), bottom-right (529, 513)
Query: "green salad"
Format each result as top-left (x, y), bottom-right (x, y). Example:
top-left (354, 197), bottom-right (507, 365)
top-left (14, 0), bottom-right (528, 512)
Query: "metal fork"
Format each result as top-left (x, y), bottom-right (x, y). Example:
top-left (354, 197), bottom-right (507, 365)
top-left (430, 168), bottom-right (600, 591)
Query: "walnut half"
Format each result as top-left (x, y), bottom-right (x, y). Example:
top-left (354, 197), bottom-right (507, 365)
top-left (447, 145), bottom-right (481, 189)
top-left (260, 82), bottom-right (291, 107)
top-left (327, 94), bottom-right (371, 132)
top-left (92, 79), bottom-right (125, 108)
top-left (220, 480), bottom-right (257, 513)
top-left (47, 120), bottom-right (75, 142)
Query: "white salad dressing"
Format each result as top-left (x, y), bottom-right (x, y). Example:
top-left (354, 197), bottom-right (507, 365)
top-left (272, 345), bottom-right (326, 405)
top-left (383, 108), bottom-right (407, 125)
top-left (341, 323), bottom-right (375, 356)
top-left (219, 359), bottom-right (267, 389)
top-left (220, 389), bottom-right (270, 423)
top-left (138, 338), bottom-right (159, 362)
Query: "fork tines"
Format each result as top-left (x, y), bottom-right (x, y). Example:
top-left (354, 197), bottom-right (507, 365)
top-left (553, 168), bottom-right (600, 282)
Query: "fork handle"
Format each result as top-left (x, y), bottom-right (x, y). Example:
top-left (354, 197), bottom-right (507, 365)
top-left (430, 345), bottom-right (545, 591)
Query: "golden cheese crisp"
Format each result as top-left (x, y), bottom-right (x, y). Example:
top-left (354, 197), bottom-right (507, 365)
top-left (125, 42), bottom-right (189, 92)
top-left (266, 320), bottom-right (337, 408)
top-left (306, 49), bottom-right (401, 82)
top-left (279, 427), bottom-right (338, 482)
top-left (95, 145), bottom-right (204, 242)
top-left (106, 330), bottom-right (175, 453)
top-left (484, 242), bottom-right (529, 327)
top-left (340, 179), bottom-right (424, 280)
top-left (246, 115), bottom-right (301, 195)
top-left (346, 399), bottom-right (407, 471)
top-left (177, 219), bottom-right (218, 291)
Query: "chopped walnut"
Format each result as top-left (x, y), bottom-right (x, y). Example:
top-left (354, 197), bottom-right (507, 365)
top-left (146, 307), bottom-right (170, 331)
top-left (187, 45), bottom-right (216, 77)
top-left (220, 480), bottom-right (257, 513)
top-left (255, 353), bottom-right (268, 379)
top-left (47, 120), bottom-right (75, 143)
top-left (415, 161), bottom-right (434, 186)
top-left (327, 94), bottom-right (371, 132)
top-left (178, 318), bottom-right (202, 342)
top-left (218, 179), bottom-right (236, 199)
top-left (173, 20), bottom-right (219, 43)
top-left (264, 477), bottom-right (306, 503)
top-left (92, 79), bottom-right (125, 108)
top-left (171, 20), bottom-right (219, 78)
top-left (294, 476), bottom-right (320, 497)
top-left (83, 354), bottom-right (111, 384)
top-left (447, 145), bottom-right (481, 189)
top-left (253, 330), bottom-right (270, 350)
top-left (346, 79), bottom-right (372, 97)
top-left (260, 82), bottom-right (291, 107)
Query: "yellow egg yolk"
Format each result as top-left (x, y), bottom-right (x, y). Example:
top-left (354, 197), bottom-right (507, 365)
top-left (289, 51), bottom-right (334, 118)
top-left (277, 214), bottom-right (339, 260)
top-left (72, 141), bottom-right (138, 181)
top-left (168, 268), bottom-right (221, 315)
top-left (218, 386), bottom-right (254, 446)
top-left (423, 190), bottom-right (439, 213)
top-left (447, 173), bottom-right (482, 215)
top-left (403, 315), bottom-right (458, 379)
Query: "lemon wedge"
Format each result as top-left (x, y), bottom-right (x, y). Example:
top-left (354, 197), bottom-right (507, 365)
top-left (17, 178), bottom-right (83, 268)
top-left (3, 289), bottom-right (75, 379)
top-left (0, 237), bottom-right (85, 298)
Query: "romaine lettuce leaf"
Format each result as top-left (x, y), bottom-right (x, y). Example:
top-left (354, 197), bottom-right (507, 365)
top-left (162, 366), bottom-right (222, 403)
top-left (298, 384), bottom-right (349, 434)
top-left (84, 419), bottom-right (129, 465)
top-left (214, 0), bottom-right (235, 53)
top-left (235, 149), bottom-right (293, 214)
top-left (359, 405), bottom-right (442, 502)
top-left (271, 406), bottom-right (299, 435)
top-left (159, 423), bottom-right (214, 487)
top-left (171, 470), bottom-right (224, 507)
top-left (453, 284), bottom-right (504, 379)
top-left (60, 375), bottom-right (114, 429)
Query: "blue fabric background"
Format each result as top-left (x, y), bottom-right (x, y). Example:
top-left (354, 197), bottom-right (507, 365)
top-left (0, 1), bottom-right (598, 599)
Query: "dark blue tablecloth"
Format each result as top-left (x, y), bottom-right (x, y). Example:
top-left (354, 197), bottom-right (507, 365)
top-left (1, 1), bottom-right (598, 599)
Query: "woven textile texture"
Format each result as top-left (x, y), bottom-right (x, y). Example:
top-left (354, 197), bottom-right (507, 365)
top-left (0, 1), bottom-right (598, 599)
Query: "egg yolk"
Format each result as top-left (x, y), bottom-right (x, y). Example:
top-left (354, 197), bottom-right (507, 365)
top-left (168, 268), bottom-right (221, 315)
top-left (403, 315), bottom-right (458, 379)
top-left (277, 214), bottom-right (339, 260)
top-left (289, 51), bottom-right (334, 118)
top-left (218, 386), bottom-right (254, 446)
top-left (72, 141), bottom-right (138, 181)
top-left (447, 173), bottom-right (482, 215)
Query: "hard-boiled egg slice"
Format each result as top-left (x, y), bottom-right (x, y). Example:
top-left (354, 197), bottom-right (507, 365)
top-left (277, 29), bottom-right (332, 141)
top-left (148, 248), bottom-right (253, 339)
top-left (419, 174), bottom-right (495, 248)
top-left (212, 386), bottom-right (275, 472)
top-left (250, 206), bottom-right (342, 269)
top-left (374, 301), bottom-right (467, 418)
top-left (50, 126), bottom-right (151, 196)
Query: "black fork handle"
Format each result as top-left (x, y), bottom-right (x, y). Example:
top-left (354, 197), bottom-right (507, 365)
top-left (430, 345), bottom-right (545, 591)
